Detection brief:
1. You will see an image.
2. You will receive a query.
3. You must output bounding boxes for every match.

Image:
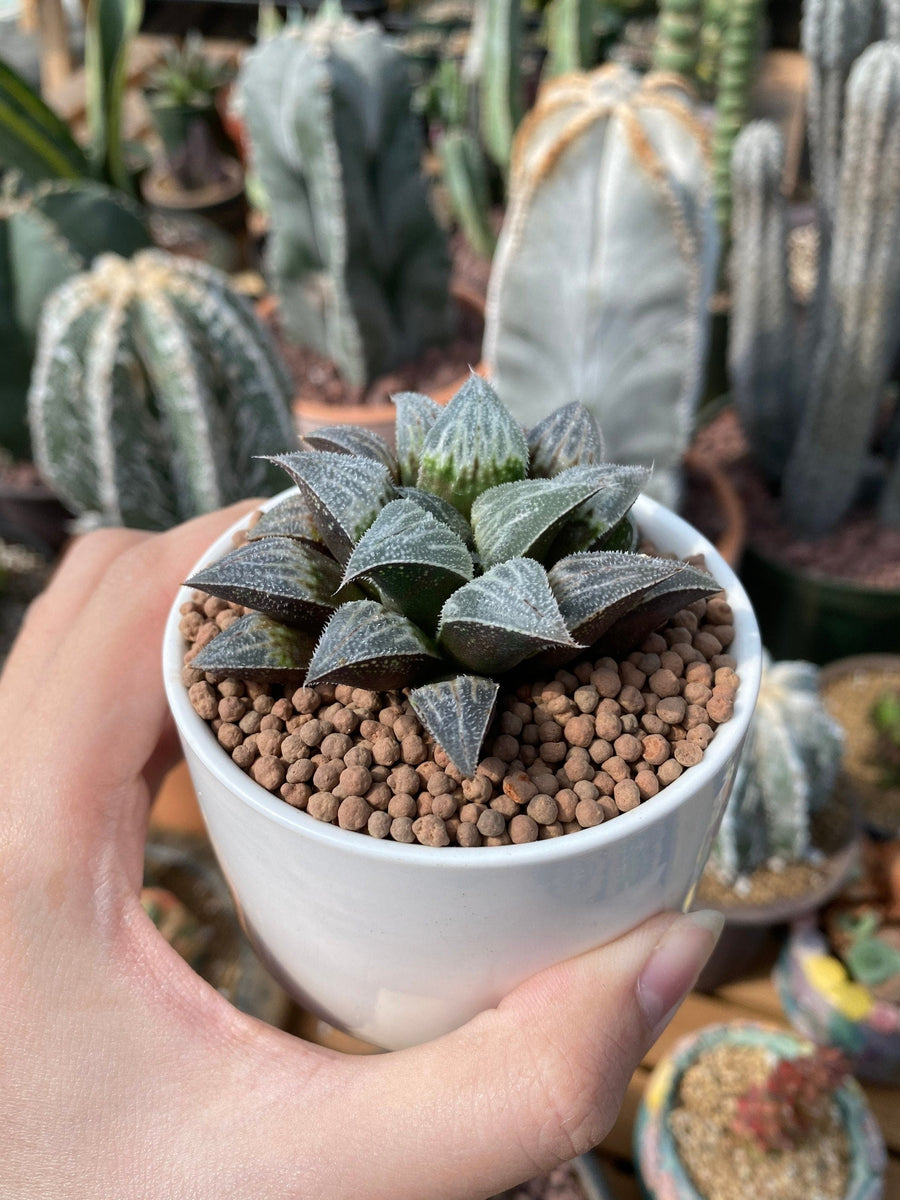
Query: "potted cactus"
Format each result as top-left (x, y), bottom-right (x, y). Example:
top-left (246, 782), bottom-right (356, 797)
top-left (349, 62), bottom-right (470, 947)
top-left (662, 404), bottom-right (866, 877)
top-left (163, 376), bottom-right (762, 1048)
top-left (635, 1021), bottom-right (886, 1200)
top-left (236, 6), bottom-right (484, 439)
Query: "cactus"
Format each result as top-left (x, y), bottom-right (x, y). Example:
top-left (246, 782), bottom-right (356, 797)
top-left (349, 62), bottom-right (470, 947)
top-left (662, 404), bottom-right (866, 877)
top-left (709, 658), bottom-right (844, 887)
top-left (710, 0), bottom-right (764, 236)
top-left (543, 0), bottom-right (597, 77)
top-left (0, 179), bottom-right (150, 459)
top-left (28, 250), bottom-right (295, 531)
top-left (468, 0), bottom-right (524, 172)
top-left (430, 59), bottom-right (496, 259)
top-left (652, 0), bottom-right (703, 79)
top-left (483, 68), bottom-right (718, 509)
top-left (236, 8), bottom-right (454, 388)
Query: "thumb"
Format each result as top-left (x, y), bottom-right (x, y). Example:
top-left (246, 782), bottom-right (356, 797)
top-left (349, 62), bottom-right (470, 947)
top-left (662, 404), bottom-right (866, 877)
top-left (348, 909), bottom-right (723, 1200)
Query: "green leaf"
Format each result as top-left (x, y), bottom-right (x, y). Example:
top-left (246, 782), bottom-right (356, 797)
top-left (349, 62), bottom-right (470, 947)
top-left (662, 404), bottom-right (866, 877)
top-left (393, 391), bottom-right (442, 486)
top-left (0, 59), bottom-right (90, 183)
top-left (396, 486), bottom-right (475, 547)
top-left (417, 374), bottom-right (529, 517)
top-left (186, 537), bottom-right (362, 628)
top-left (547, 552), bottom-right (683, 646)
top-left (305, 600), bottom-right (443, 689)
top-left (598, 514), bottom-right (638, 552)
top-left (341, 499), bottom-right (473, 632)
top-left (267, 451), bottom-right (396, 564)
top-left (528, 402), bottom-right (605, 478)
top-left (595, 563), bottom-right (720, 655)
top-left (191, 613), bottom-right (316, 682)
top-left (547, 465), bottom-right (651, 559)
top-left (438, 557), bottom-right (580, 674)
top-left (409, 675), bottom-right (500, 777)
top-left (845, 937), bottom-right (900, 988)
top-left (302, 424), bottom-right (399, 482)
top-left (85, 0), bottom-right (144, 193)
top-left (246, 493), bottom-right (327, 548)
top-left (471, 465), bottom-right (611, 568)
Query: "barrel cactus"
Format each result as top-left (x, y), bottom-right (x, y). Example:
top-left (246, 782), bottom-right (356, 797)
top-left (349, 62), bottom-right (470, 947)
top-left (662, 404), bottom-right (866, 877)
top-left (0, 178), bottom-right (150, 459)
top-left (709, 657), bottom-right (844, 887)
top-left (28, 249), bottom-right (295, 531)
top-left (187, 377), bottom-right (720, 776)
top-left (483, 67), bottom-right (718, 509)
top-left (236, 6), bottom-right (454, 388)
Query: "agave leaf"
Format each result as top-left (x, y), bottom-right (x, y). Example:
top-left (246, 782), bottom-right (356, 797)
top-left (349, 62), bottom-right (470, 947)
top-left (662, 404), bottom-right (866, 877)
top-left (417, 374), bottom-right (529, 518)
top-left (528, 402), bottom-right (605, 478)
top-left (548, 551), bottom-right (683, 646)
top-left (302, 424), bottom-right (399, 482)
top-left (595, 563), bottom-right (720, 656)
top-left (186, 538), bottom-right (362, 628)
top-left (396, 486), bottom-right (475, 547)
top-left (438, 557), bottom-right (580, 674)
top-left (471, 465), bottom-right (610, 569)
top-left (341, 499), bottom-right (474, 632)
top-left (267, 451), bottom-right (396, 564)
top-left (409, 675), bottom-right (500, 778)
top-left (246, 492), bottom-right (327, 548)
top-left (547, 465), bottom-right (651, 559)
top-left (191, 613), bottom-right (316, 682)
top-left (305, 600), bottom-right (443, 689)
top-left (393, 391), bottom-right (442, 486)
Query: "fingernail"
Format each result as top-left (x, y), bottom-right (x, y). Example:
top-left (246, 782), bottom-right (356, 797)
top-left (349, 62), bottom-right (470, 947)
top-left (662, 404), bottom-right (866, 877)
top-left (637, 910), bottom-right (725, 1038)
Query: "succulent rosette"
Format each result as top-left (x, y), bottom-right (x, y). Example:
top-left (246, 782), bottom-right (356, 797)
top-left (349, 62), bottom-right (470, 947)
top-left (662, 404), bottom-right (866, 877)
top-left (188, 377), bottom-right (718, 776)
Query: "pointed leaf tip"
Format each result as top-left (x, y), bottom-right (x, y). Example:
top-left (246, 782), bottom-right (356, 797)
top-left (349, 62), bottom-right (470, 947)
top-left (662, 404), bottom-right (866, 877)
top-left (305, 600), bottom-right (443, 690)
top-left (409, 676), bottom-right (500, 778)
top-left (528, 402), bottom-right (605, 477)
top-left (301, 424), bottom-right (399, 481)
top-left (246, 492), bottom-right (326, 547)
top-left (393, 391), bottom-right (442, 486)
top-left (191, 613), bottom-right (316, 682)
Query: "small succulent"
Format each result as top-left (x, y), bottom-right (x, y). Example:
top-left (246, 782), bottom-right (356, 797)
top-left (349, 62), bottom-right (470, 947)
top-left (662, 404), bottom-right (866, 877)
top-left (730, 1046), bottom-right (849, 1152)
top-left (147, 32), bottom-right (234, 109)
top-left (188, 379), bottom-right (719, 777)
top-left (871, 689), bottom-right (900, 787)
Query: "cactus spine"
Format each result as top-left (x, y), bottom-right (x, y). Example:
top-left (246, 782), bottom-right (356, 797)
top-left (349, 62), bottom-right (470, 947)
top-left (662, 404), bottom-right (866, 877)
top-left (484, 68), bottom-right (718, 508)
top-left (711, 0), bottom-right (764, 236)
top-left (28, 250), bottom-right (295, 530)
top-left (652, 0), bottom-right (703, 80)
top-left (237, 9), bottom-right (454, 387)
top-left (0, 179), bottom-right (150, 459)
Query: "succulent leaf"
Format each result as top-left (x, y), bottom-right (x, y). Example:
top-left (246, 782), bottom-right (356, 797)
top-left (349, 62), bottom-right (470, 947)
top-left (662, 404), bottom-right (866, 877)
top-left (191, 613), bottom-right (316, 682)
top-left (547, 551), bottom-right (684, 646)
top-left (527, 402), bottom-right (605, 478)
top-left (396, 486), bottom-right (475, 546)
top-left (593, 563), bottom-right (720, 655)
top-left (471, 465), bottom-right (611, 569)
top-left (408, 675), bottom-right (500, 778)
top-left (597, 515), bottom-right (638, 552)
top-left (547, 465), bottom-right (651, 558)
top-left (438, 558), bottom-right (580, 675)
top-left (268, 451), bottom-right (396, 564)
top-left (246, 492), bottom-right (326, 548)
top-left (301, 424), bottom-right (399, 482)
top-left (417, 375), bottom-right (529, 517)
top-left (305, 600), bottom-right (443, 689)
top-left (341, 499), bottom-right (474, 632)
top-left (186, 537), bottom-right (361, 628)
top-left (393, 391), bottom-right (442, 486)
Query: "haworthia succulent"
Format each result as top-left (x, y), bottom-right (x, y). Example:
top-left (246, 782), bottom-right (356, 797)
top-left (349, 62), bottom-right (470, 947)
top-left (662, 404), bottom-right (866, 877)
top-left (547, 552), bottom-right (683, 646)
top-left (527, 401), bottom-right (605, 479)
top-left (306, 600), bottom-right (443, 689)
top-left (192, 613), bottom-right (317, 682)
top-left (484, 69), bottom-right (718, 508)
top-left (545, 465), bottom-right (651, 559)
top-left (593, 564), bottom-right (720, 655)
top-left (409, 675), bottom-right (500, 778)
top-left (301, 425), bottom-right (399, 482)
top-left (393, 391), bottom-right (443, 487)
top-left (246, 493), bottom-right (325, 547)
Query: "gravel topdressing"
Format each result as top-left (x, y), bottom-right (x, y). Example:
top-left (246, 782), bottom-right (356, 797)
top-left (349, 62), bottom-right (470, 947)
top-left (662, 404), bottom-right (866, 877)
top-left (179, 533), bottom-right (740, 847)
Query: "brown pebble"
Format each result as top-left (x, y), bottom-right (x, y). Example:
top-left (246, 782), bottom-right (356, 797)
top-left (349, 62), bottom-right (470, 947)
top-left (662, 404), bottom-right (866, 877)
top-left (217, 723), bottom-right (243, 751)
top-left (509, 814), bottom-right (539, 843)
top-left (503, 772), bottom-right (538, 804)
top-left (491, 793), bottom-right (519, 818)
top-left (251, 755), bottom-right (286, 792)
top-left (257, 729), bottom-right (284, 758)
top-left (492, 734), bottom-right (520, 762)
top-left (657, 759), bottom-right (683, 786)
top-left (674, 741), bottom-right (704, 768)
top-left (413, 814), bottom-right (450, 847)
top-left (642, 734), bottom-right (671, 766)
top-left (431, 792), bottom-right (458, 820)
top-left (539, 741), bottom-right (567, 763)
top-left (313, 761), bottom-right (343, 792)
top-left (706, 695), bottom-right (734, 724)
top-left (287, 759), bottom-right (315, 784)
top-left (231, 743), bottom-right (257, 769)
top-left (485, 833), bottom-right (512, 846)
top-left (281, 782), bottom-right (311, 809)
top-left (687, 723), bottom-right (715, 748)
top-left (427, 771), bottom-right (455, 796)
top-left (591, 668), bottom-right (621, 697)
top-left (594, 710), bottom-right (622, 741)
top-left (649, 669), bottom-right (681, 698)
top-left (388, 793), bottom-right (417, 819)
top-left (367, 810), bottom-right (392, 838)
top-left (253, 694), bottom-right (275, 715)
top-left (457, 822), bottom-right (482, 847)
top-left (338, 795), bottom-right (372, 831)
top-left (391, 816), bottom-right (416, 843)
top-left (656, 696), bottom-right (686, 725)
top-left (573, 686), bottom-right (599, 713)
top-left (372, 737), bottom-right (401, 766)
top-left (575, 798), bottom-right (605, 828)
top-left (635, 771), bottom-right (659, 800)
top-left (477, 809), bottom-right (506, 838)
top-left (477, 757), bottom-right (506, 784)
top-left (562, 714), bottom-right (594, 747)
top-left (614, 779), bottom-right (641, 812)
top-left (613, 734), bottom-right (643, 763)
top-left (527, 794), bottom-right (559, 825)
top-left (188, 682), bottom-right (218, 720)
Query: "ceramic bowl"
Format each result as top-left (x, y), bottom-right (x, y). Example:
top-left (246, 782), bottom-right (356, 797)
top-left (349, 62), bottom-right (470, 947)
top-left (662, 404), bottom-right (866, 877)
top-left (163, 491), bottom-right (762, 1048)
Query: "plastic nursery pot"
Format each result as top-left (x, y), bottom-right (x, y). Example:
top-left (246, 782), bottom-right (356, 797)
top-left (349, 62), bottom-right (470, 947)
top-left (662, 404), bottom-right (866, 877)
top-left (739, 543), bottom-right (900, 666)
top-left (163, 492), bottom-right (762, 1050)
top-left (775, 919), bottom-right (900, 1087)
top-left (634, 1021), bottom-right (886, 1200)
top-left (141, 156), bottom-right (247, 241)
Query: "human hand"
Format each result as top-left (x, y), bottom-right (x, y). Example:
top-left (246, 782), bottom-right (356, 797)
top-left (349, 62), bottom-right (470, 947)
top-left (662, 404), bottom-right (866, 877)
top-left (0, 507), bottom-right (723, 1200)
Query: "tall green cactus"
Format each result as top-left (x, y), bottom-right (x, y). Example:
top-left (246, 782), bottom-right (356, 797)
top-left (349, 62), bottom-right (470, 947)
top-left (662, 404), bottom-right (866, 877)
top-left (484, 68), bottom-right (718, 508)
top-left (28, 250), bottom-right (295, 531)
top-left (543, 0), bottom-right (597, 78)
top-left (709, 658), bottom-right (844, 886)
top-left (0, 179), bottom-right (150, 460)
top-left (710, 0), bottom-right (764, 236)
top-left (468, 0), bottom-right (524, 172)
top-left (236, 8), bottom-right (454, 388)
top-left (652, 0), bottom-right (703, 79)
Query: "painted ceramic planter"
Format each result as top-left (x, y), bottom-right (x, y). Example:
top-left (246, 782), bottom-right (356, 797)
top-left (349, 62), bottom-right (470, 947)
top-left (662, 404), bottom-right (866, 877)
top-left (775, 920), bottom-right (900, 1087)
top-left (635, 1021), bottom-right (886, 1200)
top-left (163, 492), bottom-right (761, 1050)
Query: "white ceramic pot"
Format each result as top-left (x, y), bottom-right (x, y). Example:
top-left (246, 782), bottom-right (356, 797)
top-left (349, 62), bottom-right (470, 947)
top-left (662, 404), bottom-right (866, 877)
top-left (163, 492), bottom-right (763, 1049)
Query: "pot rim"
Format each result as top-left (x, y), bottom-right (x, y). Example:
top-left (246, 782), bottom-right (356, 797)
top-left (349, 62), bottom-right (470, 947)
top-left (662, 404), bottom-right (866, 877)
top-left (743, 539), bottom-right (900, 600)
top-left (163, 490), bottom-right (762, 868)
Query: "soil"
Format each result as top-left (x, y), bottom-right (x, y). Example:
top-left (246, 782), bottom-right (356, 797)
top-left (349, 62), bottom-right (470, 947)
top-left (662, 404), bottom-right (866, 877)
top-left (822, 667), bottom-right (900, 835)
top-left (687, 409), bottom-right (900, 589)
top-left (669, 1043), bottom-right (851, 1200)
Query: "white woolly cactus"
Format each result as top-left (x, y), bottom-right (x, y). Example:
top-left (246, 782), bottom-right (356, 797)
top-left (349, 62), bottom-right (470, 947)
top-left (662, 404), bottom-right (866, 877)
top-left (709, 657), bottom-right (844, 887)
top-left (187, 377), bottom-right (720, 776)
top-left (28, 249), bottom-right (295, 531)
top-left (483, 67), bottom-right (718, 509)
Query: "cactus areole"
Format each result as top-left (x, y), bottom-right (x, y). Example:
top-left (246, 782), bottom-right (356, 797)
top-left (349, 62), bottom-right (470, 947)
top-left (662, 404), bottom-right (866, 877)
top-left (187, 377), bottom-right (721, 777)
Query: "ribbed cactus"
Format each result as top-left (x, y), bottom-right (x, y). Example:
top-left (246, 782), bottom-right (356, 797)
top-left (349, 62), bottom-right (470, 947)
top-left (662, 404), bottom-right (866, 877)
top-left (430, 59), bottom-right (496, 259)
top-left (710, 0), bottom-right (765, 236)
top-left (0, 179), bottom-right (150, 460)
top-left (236, 8), bottom-right (454, 388)
top-left (543, 0), bottom-right (596, 77)
top-left (709, 658), bottom-right (844, 886)
top-left (652, 0), bottom-right (703, 79)
top-left (28, 250), bottom-right (295, 531)
top-left (468, 0), bottom-right (524, 172)
top-left (484, 68), bottom-right (718, 508)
